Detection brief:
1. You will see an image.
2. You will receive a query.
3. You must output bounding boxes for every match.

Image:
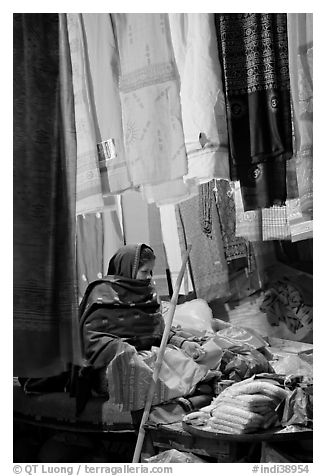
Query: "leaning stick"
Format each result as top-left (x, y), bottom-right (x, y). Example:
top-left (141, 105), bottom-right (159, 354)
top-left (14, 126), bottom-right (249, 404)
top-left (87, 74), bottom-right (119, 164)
top-left (132, 245), bottom-right (192, 463)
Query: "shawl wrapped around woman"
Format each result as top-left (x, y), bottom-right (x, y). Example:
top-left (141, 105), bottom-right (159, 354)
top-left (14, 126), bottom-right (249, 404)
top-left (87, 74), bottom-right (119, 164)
top-left (79, 244), bottom-right (185, 370)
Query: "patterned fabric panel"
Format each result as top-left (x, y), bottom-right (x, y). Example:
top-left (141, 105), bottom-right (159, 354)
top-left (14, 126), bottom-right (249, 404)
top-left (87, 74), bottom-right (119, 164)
top-left (215, 13), bottom-right (292, 211)
top-left (176, 194), bottom-right (230, 301)
top-left (112, 13), bottom-right (188, 187)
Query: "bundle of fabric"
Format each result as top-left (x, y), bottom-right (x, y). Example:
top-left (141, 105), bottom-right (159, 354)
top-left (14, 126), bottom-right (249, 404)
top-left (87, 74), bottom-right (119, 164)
top-left (219, 345), bottom-right (272, 382)
top-left (282, 375), bottom-right (313, 429)
top-left (186, 377), bottom-right (288, 434)
top-left (260, 279), bottom-right (313, 336)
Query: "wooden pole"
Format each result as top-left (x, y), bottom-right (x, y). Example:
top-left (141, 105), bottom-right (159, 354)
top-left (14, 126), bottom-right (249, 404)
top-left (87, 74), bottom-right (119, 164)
top-left (132, 245), bottom-right (192, 463)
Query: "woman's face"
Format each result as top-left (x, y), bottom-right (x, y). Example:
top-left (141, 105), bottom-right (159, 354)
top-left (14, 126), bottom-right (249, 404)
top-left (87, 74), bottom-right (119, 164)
top-left (136, 260), bottom-right (155, 280)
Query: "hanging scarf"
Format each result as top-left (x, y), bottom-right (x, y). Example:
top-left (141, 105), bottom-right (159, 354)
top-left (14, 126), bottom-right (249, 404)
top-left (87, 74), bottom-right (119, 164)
top-left (199, 182), bottom-right (214, 239)
top-left (213, 179), bottom-right (248, 262)
top-left (215, 13), bottom-right (293, 211)
top-left (176, 196), bottom-right (230, 301)
top-left (287, 13), bottom-right (313, 222)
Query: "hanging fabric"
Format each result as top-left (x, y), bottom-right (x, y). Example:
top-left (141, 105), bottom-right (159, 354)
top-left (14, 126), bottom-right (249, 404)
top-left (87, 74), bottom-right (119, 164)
top-left (141, 177), bottom-right (198, 206)
top-left (212, 179), bottom-right (248, 262)
top-left (147, 203), bottom-right (171, 297)
top-left (81, 14), bottom-right (133, 197)
top-left (66, 14), bottom-right (104, 215)
top-left (234, 181), bottom-right (263, 241)
top-left (215, 13), bottom-right (293, 211)
top-left (287, 13), bottom-right (313, 219)
top-left (59, 14), bottom-right (83, 368)
top-left (261, 206), bottom-right (291, 241)
top-left (111, 13), bottom-right (188, 189)
top-left (168, 13), bottom-right (230, 184)
top-left (175, 193), bottom-right (230, 302)
top-left (102, 205), bottom-right (125, 277)
top-left (76, 213), bottom-right (104, 301)
top-left (159, 204), bottom-right (193, 296)
top-left (13, 13), bottom-right (82, 377)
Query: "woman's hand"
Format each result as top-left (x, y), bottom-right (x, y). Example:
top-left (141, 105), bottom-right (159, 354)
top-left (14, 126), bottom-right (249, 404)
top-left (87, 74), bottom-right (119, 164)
top-left (181, 341), bottom-right (206, 361)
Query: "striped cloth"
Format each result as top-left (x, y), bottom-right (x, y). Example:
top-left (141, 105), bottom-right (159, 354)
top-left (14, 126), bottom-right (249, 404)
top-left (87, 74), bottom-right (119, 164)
top-left (261, 206), bottom-right (291, 241)
top-left (234, 181), bottom-right (263, 241)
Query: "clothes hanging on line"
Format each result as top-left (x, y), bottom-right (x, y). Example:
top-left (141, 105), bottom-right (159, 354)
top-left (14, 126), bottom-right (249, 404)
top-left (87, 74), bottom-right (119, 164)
top-left (287, 13), bottom-right (313, 221)
top-left (234, 180), bottom-right (311, 243)
top-left (212, 179), bottom-right (248, 262)
top-left (66, 14), bottom-right (105, 215)
top-left (141, 177), bottom-right (198, 206)
top-left (175, 193), bottom-right (230, 302)
top-left (169, 13), bottom-right (230, 184)
top-left (14, 13), bottom-right (82, 377)
top-left (159, 204), bottom-right (193, 296)
top-left (112, 13), bottom-right (188, 188)
top-left (82, 13), bottom-right (133, 196)
top-left (215, 13), bottom-right (293, 211)
top-left (234, 181), bottom-right (263, 242)
top-left (76, 212), bottom-right (104, 301)
top-left (261, 206), bottom-right (291, 241)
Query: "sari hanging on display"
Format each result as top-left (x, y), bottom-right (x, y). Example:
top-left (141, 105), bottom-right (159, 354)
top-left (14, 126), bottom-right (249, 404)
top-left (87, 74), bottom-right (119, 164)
top-left (215, 13), bottom-right (293, 211)
top-left (66, 14), bottom-right (104, 215)
top-left (14, 14), bottom-right (81, 377)
top-left (175, 194), bottom-right (230, 302)
top-left (81, 14), bottom-right (133, 197)
top-left (76, 213), bottom-right (105, 301)
top-left (287, 13), bottom-right (313, 219)
top-left (212, 179), bottom-right (248, 263)
top-left (168, 13), bottom-right (230, 184)
top-left (111, 14), bottom-right (188, 190)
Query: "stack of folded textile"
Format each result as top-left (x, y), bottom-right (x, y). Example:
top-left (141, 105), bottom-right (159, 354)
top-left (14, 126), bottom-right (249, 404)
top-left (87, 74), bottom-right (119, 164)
top-left (184, 377), bottom-right (288, 435)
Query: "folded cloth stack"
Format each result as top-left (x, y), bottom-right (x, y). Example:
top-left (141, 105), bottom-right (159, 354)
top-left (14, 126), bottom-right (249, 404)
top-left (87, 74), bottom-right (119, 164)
top-left (186, 378), bottom-right (289, 434)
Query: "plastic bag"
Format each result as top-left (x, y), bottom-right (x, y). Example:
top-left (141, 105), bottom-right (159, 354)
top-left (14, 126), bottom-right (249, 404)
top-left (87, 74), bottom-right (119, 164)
top-left (220, 346), bottom-right (272, 381)
top-left (214, 326), bottom-right (268, 350)
top-left (196, 338), bottom-right (223, 370)
top-left (166, 299), bottom-right (214, 335)
top-left (270, 354), bottom-right (313, 378)
top-left (107, 345), bottom-right (208, 411)
top-left (146, 449), bottom-right (207, 463)
top-left (282, 385), bottom-right (313, 428)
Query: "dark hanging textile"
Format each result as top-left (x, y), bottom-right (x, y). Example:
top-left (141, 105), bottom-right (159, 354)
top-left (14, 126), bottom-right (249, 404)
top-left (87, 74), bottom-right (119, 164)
top-left (215, 13), bottom-right (293, 211)
top-left (13, 14), bottom-right (82, 377)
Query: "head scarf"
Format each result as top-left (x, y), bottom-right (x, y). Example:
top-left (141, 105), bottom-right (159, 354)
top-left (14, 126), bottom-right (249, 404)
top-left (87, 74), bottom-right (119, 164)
top-left (107, 243), bottom-right (154, 279)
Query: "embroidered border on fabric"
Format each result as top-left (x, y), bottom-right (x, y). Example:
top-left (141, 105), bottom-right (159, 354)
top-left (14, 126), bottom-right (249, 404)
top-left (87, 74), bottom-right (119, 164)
top-left (119, 62), bottom-right (177, 93)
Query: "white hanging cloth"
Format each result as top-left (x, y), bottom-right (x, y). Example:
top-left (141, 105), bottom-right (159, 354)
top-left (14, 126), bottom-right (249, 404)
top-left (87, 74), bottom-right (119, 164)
top-left (169, 13), bottom-right (230, 185)
top-left (111, 13), bottom-right (188, 188)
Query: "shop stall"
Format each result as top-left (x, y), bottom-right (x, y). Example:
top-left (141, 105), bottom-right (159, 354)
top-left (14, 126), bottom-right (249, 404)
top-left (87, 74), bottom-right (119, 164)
top-left (13, 12), bottom-right (313, 464)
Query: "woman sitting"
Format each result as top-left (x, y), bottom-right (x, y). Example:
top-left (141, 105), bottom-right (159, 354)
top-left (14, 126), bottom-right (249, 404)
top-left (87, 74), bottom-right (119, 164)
top-left (78, 243), bottom-right (210, 412)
